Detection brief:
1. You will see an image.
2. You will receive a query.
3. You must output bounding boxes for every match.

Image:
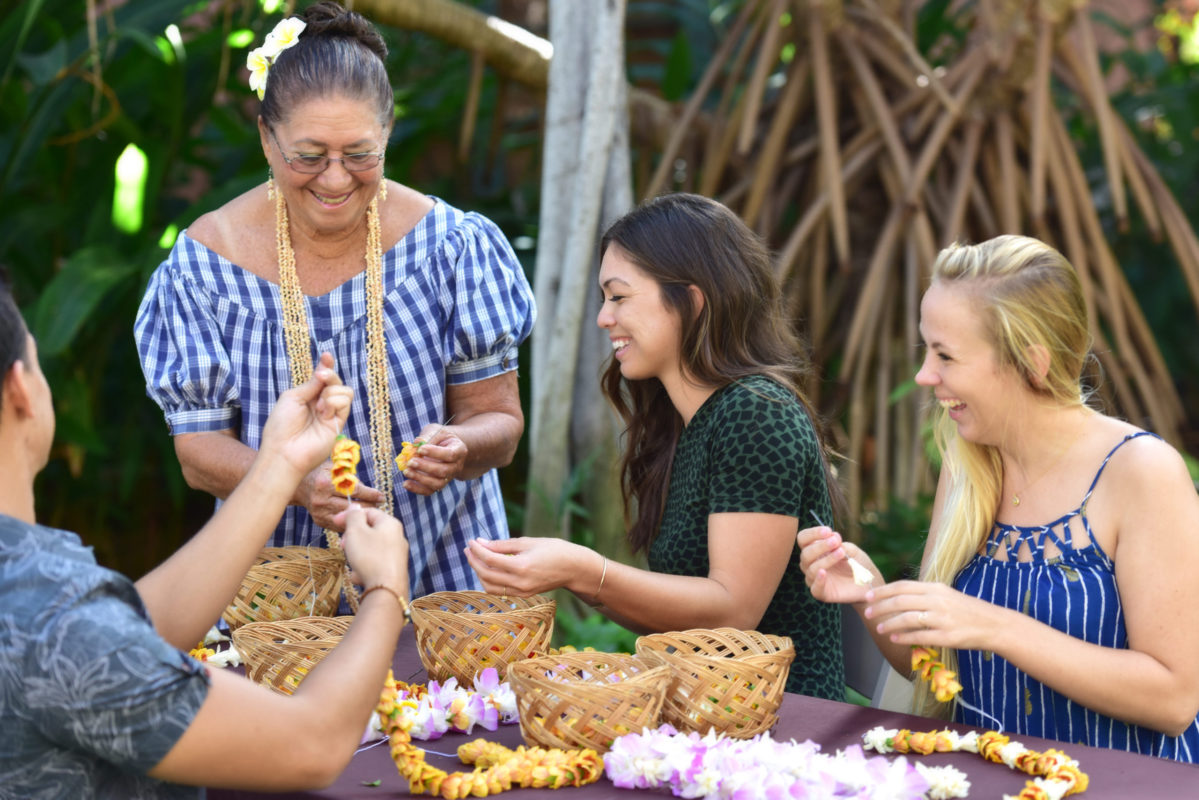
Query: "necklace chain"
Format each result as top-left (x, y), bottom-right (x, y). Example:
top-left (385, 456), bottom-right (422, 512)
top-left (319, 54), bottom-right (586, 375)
top-left (1009, 428), bottom-right (1082, 507)
top-left (274, 184), bottom-right (395, 604)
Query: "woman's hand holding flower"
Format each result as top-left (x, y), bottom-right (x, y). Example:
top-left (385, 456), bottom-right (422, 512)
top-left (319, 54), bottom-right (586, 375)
top-left (400, 426), bottom-right (468, 496)
top-left (796, 525), bottom-right (881, 604)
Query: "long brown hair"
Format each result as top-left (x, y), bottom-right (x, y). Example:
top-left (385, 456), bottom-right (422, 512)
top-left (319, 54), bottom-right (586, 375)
top-left (599, 193), bottom-right (842, 552)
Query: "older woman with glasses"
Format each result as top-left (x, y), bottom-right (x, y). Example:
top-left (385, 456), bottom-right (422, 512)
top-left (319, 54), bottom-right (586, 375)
top-left (135, 1), bottom-right (534, 600)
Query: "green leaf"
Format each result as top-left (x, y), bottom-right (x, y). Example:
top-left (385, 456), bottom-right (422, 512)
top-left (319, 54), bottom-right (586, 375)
top-left (360, 779), bottom-right (382, 787)
top-left (661, 30), bottom-right (692, 102)
top-left (14, 39), bottom-right (66, 87)
top-left (887, 377), bottom-right (920, 405)
top-left (32, 246), bottom-right (137, 356)
top-left (0, 0), bottom-right (48, 92)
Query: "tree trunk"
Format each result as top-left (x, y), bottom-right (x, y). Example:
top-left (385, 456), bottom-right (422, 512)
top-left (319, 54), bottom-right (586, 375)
top-left (524, 0), bottom-right (630, 558)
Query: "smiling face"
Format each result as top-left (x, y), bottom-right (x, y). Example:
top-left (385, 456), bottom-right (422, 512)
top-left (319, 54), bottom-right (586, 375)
top-left (915, 281), bottom-right (1029, 446)
top-left (596, 246), bottom-right (686, 388)
top-left (259, 94), bottom-right (388, 239)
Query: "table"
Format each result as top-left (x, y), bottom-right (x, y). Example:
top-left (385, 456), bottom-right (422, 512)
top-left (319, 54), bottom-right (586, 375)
top-left (210, 634), bottom-right (1198, 799)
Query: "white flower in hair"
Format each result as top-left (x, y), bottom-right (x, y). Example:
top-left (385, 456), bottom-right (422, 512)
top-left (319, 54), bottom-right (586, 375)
top-left (246, 17), bottom-right (306, 100)
top-left (262, 17), bottom-right (306, 58)
top-left (246, 47), bottom-right (271, 99)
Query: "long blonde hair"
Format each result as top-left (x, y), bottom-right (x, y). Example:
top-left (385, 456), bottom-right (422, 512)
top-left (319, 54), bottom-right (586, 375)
top-left (916, 234), bottom-right (1092, 715)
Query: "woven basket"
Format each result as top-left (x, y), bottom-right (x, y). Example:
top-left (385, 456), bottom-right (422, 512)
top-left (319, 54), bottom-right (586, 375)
top-left (222, 546), bottom-right (344, 630)
top-left (233, 615), bottom-right (353, 695)
top-left (409, 591), bottom-right (555, 685)
top-left (508, 652), bottom-right (671, 753)
top-left (635, 628), bottom-right (794, 738)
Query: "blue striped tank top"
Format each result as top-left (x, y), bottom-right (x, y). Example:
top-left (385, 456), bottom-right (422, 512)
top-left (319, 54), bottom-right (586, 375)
top-left (953, 432), bottom-right (1199, 762)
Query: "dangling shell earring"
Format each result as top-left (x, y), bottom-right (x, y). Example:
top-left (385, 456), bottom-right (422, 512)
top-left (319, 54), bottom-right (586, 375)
top-left (267, 168), bottom-right (276, 201)
top-left (378, 176), bottom-right (387, 202)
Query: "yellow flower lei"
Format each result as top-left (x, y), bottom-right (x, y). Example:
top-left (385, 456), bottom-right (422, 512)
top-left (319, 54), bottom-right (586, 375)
top-left (865, 727), bottom-right (1089, 800)
top-left (188, 643), bottom-right (216, 661)
top-left (331, 435), bottom-right (361, 498)
top-left (376, 671), bottom-right (604, 798)
top-left (394, 440), bottom-right (421, 473)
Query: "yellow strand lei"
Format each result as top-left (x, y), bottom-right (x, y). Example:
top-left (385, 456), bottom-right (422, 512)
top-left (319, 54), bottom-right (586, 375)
top-left (864, 726), bottom-right (1089, 800)
top-left (275, 183), bottom-right (394, 609)
top-left (376, 671), bottom-right (604, 798)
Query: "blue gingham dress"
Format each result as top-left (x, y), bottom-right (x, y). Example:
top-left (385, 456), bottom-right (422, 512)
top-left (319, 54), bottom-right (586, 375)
top-left (954, 432), bottom-right (1199, 762)
top-left (134, 198), bottom-right (536, 597)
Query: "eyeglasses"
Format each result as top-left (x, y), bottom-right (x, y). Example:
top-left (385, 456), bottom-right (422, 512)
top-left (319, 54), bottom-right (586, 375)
top-left (270, 129), bottom-right (385, 174)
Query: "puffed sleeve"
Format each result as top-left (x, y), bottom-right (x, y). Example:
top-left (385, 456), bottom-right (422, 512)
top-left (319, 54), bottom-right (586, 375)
top-left (441, 212), bottom-right (536, 385)
top-left (134, 240), bottom-right (240, 435)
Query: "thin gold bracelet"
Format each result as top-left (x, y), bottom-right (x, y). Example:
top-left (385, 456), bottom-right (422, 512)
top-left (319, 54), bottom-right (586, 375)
top-left (592, 556), bottom-right (608, 604)
top-left (361, 584), bottom-right (411, 621)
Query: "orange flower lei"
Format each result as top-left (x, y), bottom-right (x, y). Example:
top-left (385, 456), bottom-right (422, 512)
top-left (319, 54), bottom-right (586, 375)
top-left (326, 434), bottom-right (364, 606)
top-left (865, 727), bottom-right (1089, 800)
top-left (912, 645), bottom-right (963, 702)
top-left (376, 671), bottom-right (603, 798)
top-left (394, 440), bottom-right (421, 473)
top-left (331, 434), bottom-right (361, 497)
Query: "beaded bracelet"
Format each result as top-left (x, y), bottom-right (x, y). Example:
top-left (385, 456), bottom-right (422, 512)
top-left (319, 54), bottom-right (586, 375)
top-left (362, 584), bottom-right (411, 621)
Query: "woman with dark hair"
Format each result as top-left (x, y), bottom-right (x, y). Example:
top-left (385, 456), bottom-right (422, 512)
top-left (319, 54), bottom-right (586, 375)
top-left (135, 1), bottom-right (534, 601)
top-left (2, 269), bottom-right (412, 795)
top-left (466, 193), bottom-right (844, 698)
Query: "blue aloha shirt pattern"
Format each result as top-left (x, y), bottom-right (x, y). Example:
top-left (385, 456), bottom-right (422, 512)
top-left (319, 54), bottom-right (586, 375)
top-left (135, 198), bottom-right (536, 598)
top-left (0, 514), bottom-right (209, 799)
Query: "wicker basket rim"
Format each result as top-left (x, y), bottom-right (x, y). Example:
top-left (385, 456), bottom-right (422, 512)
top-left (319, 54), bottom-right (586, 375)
top-left (410, 590), bottom-right (555, 614)
top-left (508, 653), bottom-right (669, 685)
top-left (233, 615), bottom-right (353, 639)
top-left (637, 626), bottom-right (792, 642)
top-left (636, 629), bottom-right (794, 656)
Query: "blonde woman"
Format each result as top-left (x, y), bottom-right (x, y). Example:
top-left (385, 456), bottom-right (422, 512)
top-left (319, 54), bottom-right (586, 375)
top-left (797, 234), bottom-right (1199, 761)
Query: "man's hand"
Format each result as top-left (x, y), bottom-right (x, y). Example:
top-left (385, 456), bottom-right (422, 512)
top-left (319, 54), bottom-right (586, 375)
top-left (259, 353), bottom-right (353, 484)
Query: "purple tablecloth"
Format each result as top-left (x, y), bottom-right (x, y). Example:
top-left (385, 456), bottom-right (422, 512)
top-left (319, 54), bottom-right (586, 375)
top-left (209, 632), bottom-right (1198, 799)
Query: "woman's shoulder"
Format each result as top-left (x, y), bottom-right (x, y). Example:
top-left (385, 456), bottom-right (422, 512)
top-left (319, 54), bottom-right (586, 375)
top-left (706, 376), bottom-right (816, 436)
top-left (717, 375), bottom-right (803, 410)
top-left (1089, 416), bottom-right (1188, 485)
top-left (415, 196), bottom-right (514, 255)
top-left (380, 181), bottom-right (436, 249)
top-left (186, 184), bottom-right (274, 270)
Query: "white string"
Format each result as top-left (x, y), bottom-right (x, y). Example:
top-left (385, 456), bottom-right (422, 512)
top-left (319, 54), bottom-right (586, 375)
top-left (354, 737), bottom-right (388, 755)
top-left (953, 691), bottom-right (1005, 733)
top-left (304, 521), bottom-right (323, 616)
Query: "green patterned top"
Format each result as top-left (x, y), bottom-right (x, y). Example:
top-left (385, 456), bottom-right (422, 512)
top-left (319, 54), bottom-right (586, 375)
top-left (648, 375), bottom-right (844, 699)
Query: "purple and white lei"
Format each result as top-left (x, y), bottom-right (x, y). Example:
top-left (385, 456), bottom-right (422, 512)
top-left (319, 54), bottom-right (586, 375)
top-left (604, 724), bottom-right (971, 800)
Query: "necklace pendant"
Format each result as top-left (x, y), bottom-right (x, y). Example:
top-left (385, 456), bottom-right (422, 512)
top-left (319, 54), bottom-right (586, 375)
top-left (1012, 495), bottom-right (1021, 506)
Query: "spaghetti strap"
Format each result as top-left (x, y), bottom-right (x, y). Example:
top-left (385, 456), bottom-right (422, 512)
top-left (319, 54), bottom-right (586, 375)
top-left (1080, 431), bottom-right (1160, 502)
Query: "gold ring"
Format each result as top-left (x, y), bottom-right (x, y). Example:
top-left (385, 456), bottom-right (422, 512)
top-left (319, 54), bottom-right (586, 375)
top-left (919, 611), bottom-right (929, 628)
